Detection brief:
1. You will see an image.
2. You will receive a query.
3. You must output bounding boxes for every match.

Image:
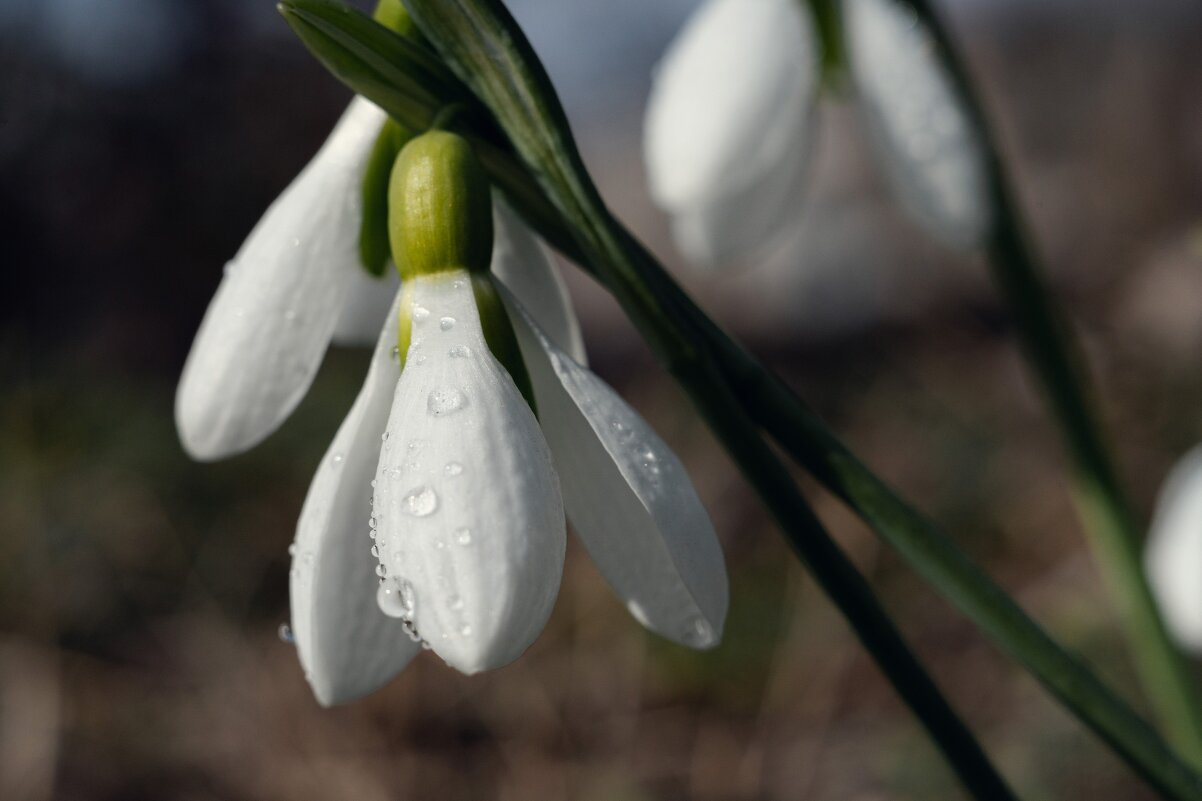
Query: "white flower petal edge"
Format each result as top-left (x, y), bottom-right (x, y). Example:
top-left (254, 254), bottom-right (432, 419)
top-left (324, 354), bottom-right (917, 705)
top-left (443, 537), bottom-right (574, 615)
top-left (644, 0), bottom-right (819, 269)
top-left (1145, 445), bottom-right (1202, 653)
top-left (844, 0), bottom-right (991, 249)
top-left (490, 198), bottom-right (588, 365)
top-left (176, 97), bottom-right (387, 460)
top-left (289, 290), bottom-right (420, 706)
top-left (371, 271), bottom-right (565, 674)
top-left (501, 286), bottom-right (729, 648)
top-left (332, 266), bottom-right (401, 346)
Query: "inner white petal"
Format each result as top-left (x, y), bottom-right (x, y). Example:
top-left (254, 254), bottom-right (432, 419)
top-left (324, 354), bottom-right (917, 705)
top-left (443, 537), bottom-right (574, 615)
top-left (1145, 445), bottom-right (1202, 653)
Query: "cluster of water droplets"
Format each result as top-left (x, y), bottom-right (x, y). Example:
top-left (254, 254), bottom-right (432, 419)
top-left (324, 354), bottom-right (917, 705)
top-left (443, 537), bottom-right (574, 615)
top-left (367, 283), bottom-right (488, 647)
top-left (610, 419), bottom-right (665, 491)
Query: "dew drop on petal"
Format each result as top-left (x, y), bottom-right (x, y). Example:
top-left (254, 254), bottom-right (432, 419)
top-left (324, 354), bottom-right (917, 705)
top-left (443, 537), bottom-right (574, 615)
top-left (377, 579), bottom-right (416, 619)
top-left (287, 543), bottom-right (297, 556)
top-left (331, 452), bottom-right (345, 467)
top-left (375, 563), bottom-right (388, 578)
top-left (370, 544), bottom-right (379, 558)
top-left (452, 279), bottom-right (466, 289)
top-left (681, 616), bottom-right (715, 648)
top-left (413, 305), bottom-right (430, 322)
top-left (428, 387), bottom-right (467, 416)
top-left (402, 486), bottom-right (439, 517)
top-left (460, 624), bottom-right (472, 637)
top-left (391, 346), bottom-right (400, 362)
top-left (448, 345), bottom-right (470, 358)
top-left (454, 527), bottom-right (472, 546)
top-left (444, 462), bottom-right (464, 477)
top-left (387, 466), bottom-right (403, 480)
top-left (439, 316), bottom-right (456, 331)
top-left (278, 623), bottom-right (294, 643)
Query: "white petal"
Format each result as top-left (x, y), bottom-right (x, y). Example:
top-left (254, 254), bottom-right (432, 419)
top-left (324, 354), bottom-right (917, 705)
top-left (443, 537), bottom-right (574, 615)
top-left (1145, 446), bottom-right (1202, 653)
top-left (176, 97), bottom-right (387, 460)
top-left (490, 198), bottom-right (588, 365)
top-left (289, 291), bottom-right (420, 706)
top-left (332, 266), bottom-right (401, 347)
top-left (501, 288), bottom-right (729, 649)
top-left (371, 271), bottom-right (565, 675)
top-left (644, 0), bottom-right (819, 268)
top-left (844, 0), bottom-right (992, 249)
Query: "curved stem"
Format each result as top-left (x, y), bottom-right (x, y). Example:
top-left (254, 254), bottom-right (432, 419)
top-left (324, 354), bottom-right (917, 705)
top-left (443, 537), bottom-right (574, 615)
top-left (905, 0), bottom-right (1202, 763)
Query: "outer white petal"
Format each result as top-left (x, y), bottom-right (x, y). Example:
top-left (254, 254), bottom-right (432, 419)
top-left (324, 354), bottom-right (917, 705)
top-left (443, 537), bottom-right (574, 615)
top-left (371, 271), bottom-right (565, 675)
top-left (501, 287), bottom-right (729, 649)
top-left (332, 266), bottom-right (401, 346)
top-left (644, 0), bottom-right (819, 268)
top-left (844, 0), bottom-right (992, 249)
top-left (490, 198), bottom-right (587, 365)
top-left (176, 97), bottom-right (387, 460)
top-left (289, 290), bottom-right (420, 706)
top-left (1145, 446), bottom-right (1202, 654)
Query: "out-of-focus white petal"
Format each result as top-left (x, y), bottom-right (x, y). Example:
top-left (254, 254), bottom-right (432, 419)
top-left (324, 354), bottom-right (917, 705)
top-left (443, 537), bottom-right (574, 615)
top-left (289, 292), bottom-right (419, 706)
top-left (1145, 446), bottom-right (1202, 653)
top-left (844, 0), bottom-right (992, 249)
top-left (371, 271), bottom-right (565, 675)
top-left (332, 266), bottom-right (401, 346)
top-left (176, 97), bottom-right (387, 460)
top-left (490, 198), bottom-right (587, 365)
top-left (502, 288), bottom-right (729, 649)
top-left (644, 0), bottom-right (819, 268)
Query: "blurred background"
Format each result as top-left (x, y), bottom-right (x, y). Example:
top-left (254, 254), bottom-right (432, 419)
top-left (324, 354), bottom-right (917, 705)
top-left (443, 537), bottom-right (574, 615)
top-left (2, 0), bottom-right (1202, 798)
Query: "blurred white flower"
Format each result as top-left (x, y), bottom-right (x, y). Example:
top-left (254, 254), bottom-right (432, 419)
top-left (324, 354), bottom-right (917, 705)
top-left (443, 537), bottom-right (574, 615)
top-left (175, 97), bottom-right (394, 461)
top-left (289, 206), bottom-right (728, 703)
top-left (644, 0), bottom-right (991, 270)
top-left (1145, 446), bottom-right (1202, 654)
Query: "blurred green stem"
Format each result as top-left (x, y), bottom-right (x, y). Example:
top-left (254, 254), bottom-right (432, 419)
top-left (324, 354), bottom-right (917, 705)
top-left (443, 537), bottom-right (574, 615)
top-left (904, 0), bottom-right (1202, 765)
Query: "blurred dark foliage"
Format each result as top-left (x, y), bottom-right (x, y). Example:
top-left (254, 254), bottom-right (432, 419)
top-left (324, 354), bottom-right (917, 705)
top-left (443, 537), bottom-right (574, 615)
top-left (2, 1), bottom-right (1202, 799)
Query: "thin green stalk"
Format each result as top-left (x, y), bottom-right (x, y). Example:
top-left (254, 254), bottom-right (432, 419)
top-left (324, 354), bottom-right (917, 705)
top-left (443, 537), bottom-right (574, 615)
top-left (903, 0), bottom-right (1202, 762)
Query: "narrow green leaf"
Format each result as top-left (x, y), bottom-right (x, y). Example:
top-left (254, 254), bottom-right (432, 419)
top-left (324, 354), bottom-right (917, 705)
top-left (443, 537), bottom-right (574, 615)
top-left (359, 118), bottom-right (411, 276)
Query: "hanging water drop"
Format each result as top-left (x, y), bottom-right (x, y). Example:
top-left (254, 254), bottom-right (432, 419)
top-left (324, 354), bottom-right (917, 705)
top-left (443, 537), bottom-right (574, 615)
top-left (377, 578), bottom-right (416, 619)
top-left (278, 623), bottom-right (294, 643)
top-left (444, 461), bottom-right (464, 477)
top-left (454, 527), bottom-right (473, 546)
top-left (681, 616), bottom-right (715, 648)
top-left (413, 305), bottom-right (430, 321)
top-left (439, 316), bottom-right (456, 331)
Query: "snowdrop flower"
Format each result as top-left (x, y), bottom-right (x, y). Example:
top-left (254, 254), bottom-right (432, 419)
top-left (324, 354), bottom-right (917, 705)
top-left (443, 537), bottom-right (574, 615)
top-left (643, 0), bottom-right (991, 270)
top-left (175, 2), bottom-right (412, 460)
top-left (644, 0), bottom-right (820, 268)
top-left (290, 131), bottom-right (728, 702)
top-left (1145, 446), bottom-right (1202, 654)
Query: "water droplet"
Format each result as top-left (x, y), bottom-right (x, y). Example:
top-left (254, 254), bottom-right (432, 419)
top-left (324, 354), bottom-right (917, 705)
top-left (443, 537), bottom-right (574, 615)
top-left (391, 346), bottom-right (400, 362)
top-left (407, 439), bottom-right (425, 452)
top-left (439, 316), bottom-right (456, 331)
top-left (448, 345), bottom-right (471, 358)
top-left (460, 624), bottom-right (472, 637)
top-left (331, 452), bottom-right (345, 467)
top-left (370, 479), bottom-right (377, 488)
top-left (413, 305), bottom-right (430, 321)
top-left (387, 466), bottom-right (403, 480)
top-left (370, 544), bottom-right (379, 558)
top-left (447, 595), bottom-right (464, 611)
top-left (381, 431), bottom-right (390, 442)
top-left (681, 616), bottom-right (715, 648)
top-left (452, 279), bottom-right (466, 289)
top-left (444, 461), bottom-right (464, 477)
top-left (454, 527), bottom-right (473, 546)
top-left (369, 529), bottom-right (377, 540)
top-left (287, 543), bottom-right (298, 556)
top-left (421, 640), bottom-right (433, 650)
top-left (433, 539), bottom-right (446, 550)
top-left (375, 563), bottom-right (388, 577)
top-left (278, 623), bottom-right (294, 643)
top-left (402, 486), bottom-right (439, 517)
top-left (427, 387), bottom-right (467, 416)
top-left (377, 579), bottom-right (415, 619)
